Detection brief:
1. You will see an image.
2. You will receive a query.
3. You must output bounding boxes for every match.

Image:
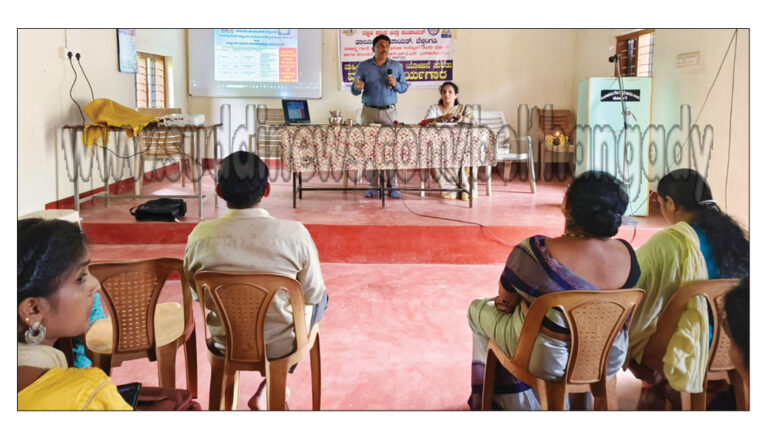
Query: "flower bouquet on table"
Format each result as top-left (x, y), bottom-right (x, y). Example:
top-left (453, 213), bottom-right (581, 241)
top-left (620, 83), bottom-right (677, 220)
top-left (419, 113), bottom-right (460, 126)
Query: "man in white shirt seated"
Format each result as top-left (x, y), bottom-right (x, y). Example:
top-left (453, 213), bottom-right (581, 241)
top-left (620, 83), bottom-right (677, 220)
top-left (184, 150), bottom-right (328, 409)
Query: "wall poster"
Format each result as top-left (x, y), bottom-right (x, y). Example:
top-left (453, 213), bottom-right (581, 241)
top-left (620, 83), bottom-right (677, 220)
top-left (117, 29), bottom-right (137, 73)
top-left (338, 29), bottom-right (455, 89)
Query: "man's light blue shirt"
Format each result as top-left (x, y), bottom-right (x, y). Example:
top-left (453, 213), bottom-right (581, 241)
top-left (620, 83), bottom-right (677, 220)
top-left (351, 57), bottom-right (408, 106)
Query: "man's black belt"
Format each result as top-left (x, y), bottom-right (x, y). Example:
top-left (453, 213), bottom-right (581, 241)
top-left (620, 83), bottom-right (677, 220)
top-left (364, 104), bottom-right (394, 110)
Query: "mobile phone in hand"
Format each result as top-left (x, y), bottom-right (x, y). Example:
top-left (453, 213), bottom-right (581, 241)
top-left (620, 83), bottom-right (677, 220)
top-left (116, 382), bottom-right (142, 408)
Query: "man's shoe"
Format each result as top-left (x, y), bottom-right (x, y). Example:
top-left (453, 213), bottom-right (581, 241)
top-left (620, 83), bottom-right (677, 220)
top-left (364, 190), bottom-right (380, 198)
top-left (388, 190), bottom-right (401, 199)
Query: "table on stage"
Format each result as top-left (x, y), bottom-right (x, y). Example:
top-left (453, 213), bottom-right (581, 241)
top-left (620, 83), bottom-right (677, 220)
top-left (61, 123), bottom-right (221, 218)
top-left (280, 124), bottom-right (497, 208)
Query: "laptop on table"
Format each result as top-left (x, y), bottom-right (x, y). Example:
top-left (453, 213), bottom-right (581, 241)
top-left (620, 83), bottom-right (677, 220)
top-left (281, 99), bottom-right (312, 125)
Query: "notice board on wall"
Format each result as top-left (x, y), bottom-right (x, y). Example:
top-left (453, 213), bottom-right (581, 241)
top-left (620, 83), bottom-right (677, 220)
top-left (338, 29), bottom-right (455, 89)
top-left (117, 29), bottom-right (137, 73)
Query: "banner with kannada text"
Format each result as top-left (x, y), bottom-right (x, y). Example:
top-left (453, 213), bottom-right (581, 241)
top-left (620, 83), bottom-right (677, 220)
top-left (338, 29), bottom-right (455, 89)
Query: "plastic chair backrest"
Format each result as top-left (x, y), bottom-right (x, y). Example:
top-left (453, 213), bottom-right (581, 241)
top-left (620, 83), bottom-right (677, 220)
top-left (193, 272), bottom-right (309, 368)
top-left (479, 110), bottom-right (511, 144)
top-left (140, 127), bottom-right (185, 157)
top-left (89, 258), bottom-right (191, 355)
top-left (496, 136), bottom-right (532, 159)
top-left (642, 279), bottom-right (739, 373)
top-left (136, 108), bottom-right (185, 157)
top-left (512, 289), bottom-right (645, 385)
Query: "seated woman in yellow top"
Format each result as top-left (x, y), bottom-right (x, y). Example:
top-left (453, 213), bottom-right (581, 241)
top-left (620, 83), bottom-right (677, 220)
top-left (627, 169), bottom-right (749, 408)
top-left (17, 219), bottom-right (132, 410)
top-left (423, 81), bottom-right (478, 200)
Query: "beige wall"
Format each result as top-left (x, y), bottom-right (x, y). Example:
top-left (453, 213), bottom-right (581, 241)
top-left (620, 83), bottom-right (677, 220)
top-left (135, 29), bottom-right (189, 114)
top-left (17, 29), bottom-right (187, 216)
top-left (188, 29), bottom-right (578, 156)
top-left (573, 29), bottom-right (749, 227)
top-left (18, 29), bottom-right (749, 227)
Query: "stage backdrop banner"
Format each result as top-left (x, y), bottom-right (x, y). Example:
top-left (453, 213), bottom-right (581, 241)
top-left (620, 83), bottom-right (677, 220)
top-left (338, 29), bottom-right (455, 89)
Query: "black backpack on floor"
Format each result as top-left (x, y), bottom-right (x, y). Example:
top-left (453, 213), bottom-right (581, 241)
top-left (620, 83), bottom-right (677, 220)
top-left (130, 198), bottom-right (187, 222)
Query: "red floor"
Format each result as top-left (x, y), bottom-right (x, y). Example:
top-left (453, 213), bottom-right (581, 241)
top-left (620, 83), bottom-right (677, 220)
top-left (106, 265), bottom-right (643, 410)
top-left (80, 169), bottom-right (667, 263)
top-left (80, 168), bottom-right (655, 410)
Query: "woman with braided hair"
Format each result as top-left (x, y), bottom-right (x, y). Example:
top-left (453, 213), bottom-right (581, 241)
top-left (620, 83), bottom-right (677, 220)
top-left (627, 168), bottom-right (749, 408)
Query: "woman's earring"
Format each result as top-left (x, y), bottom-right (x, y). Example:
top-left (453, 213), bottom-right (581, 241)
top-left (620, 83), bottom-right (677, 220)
top-left (24, 321), bottom-right (46, 345)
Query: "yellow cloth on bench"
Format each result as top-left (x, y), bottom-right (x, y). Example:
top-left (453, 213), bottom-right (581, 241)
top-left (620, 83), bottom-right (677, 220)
top-left (82, 98), bottom-right (155, 148)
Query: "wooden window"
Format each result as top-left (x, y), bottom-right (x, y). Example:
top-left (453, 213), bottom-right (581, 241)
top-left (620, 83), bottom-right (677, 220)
top-left (136, 52), bottom-right (167, 109)
top-left (615, 29), bottom-right (655, 77)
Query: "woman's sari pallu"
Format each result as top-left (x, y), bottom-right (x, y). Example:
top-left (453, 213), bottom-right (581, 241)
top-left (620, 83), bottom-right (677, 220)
top-left (626, 221), bottom-right (711, 394)
top-left (467, 235), bottom-right (639, 410)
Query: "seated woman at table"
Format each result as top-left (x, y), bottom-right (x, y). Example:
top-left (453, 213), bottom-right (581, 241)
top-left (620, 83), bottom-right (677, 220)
top-left (626, 169), bottom-right (749, 408)
top-left (467, 171), bottom-right (640, 410)
top-left (17, 219), bottom-right (198, 410)
top-left (423, 81), bottom-right (478, 200)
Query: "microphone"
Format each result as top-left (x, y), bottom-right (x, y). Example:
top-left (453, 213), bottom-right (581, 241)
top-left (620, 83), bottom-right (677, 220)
top-left (608, 54), bottom-right (619, 63)
top-left (387, 68), bottom-right (393, 90)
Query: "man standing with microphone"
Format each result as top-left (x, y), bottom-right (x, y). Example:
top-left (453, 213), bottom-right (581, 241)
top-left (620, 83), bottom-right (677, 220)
top-left (351, 34), bottom-right (408, 199)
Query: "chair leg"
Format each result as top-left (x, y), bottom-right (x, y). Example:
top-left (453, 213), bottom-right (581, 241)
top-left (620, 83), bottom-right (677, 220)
top-left (605, 375), bottom-right (618, 410)
top-left (91, 352), bottom-right (112, 376)
top-left (310, 334), bottom-right (322, 410)
top-left (207, 353), bottom-right (225, 410)
top-left (527, 154), bottom-right (536, 194)
top-left (481, 347), bottom-right (498, 410)
top-left (591, 376), bottom-right (618, 410)
top-left (134, 152), bottom-right (144, 195)
top-left (569, 392), bottom-right (590, 410)
top-left (181, 159), bottom-right (187, 188)
top-left (545, 383), bottom-right (567, 410)
top-left (502, 162), bottom-right (511, 185)
top-left (222, 370), bottom-right (240, 410)
top-left (485, 165), bottom-right (492, 196)
top-left (156, 342), bottom-right (178, 390)
top-left (691, 391), bottom-right (707, 410)
top-left (591, 380), bottom-right (604, 410)
top-left (680, 391), bottom-right (691, 410)
top-left (183, 332), bottom-right (198, 398)
top-left (728, 369), bottom-right (749, 410)
top-left (266, 360), bottom-right (290, 410)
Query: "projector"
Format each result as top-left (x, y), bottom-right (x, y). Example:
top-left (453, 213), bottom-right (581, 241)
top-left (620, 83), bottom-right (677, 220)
top-left (158, 114), bottom-right (205, 126)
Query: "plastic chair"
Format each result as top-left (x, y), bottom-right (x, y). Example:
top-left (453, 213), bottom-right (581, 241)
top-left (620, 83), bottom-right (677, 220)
top-left (193, 272), bottom-right (321, 410)
top-left (479, 110), bottom-right (536, 195)
top-left (637, 279), bottom-right (747, 410)
top-left (481, 289), bottom-right (645, 410)
top-left (85, 258), bottom-right (197, 397)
